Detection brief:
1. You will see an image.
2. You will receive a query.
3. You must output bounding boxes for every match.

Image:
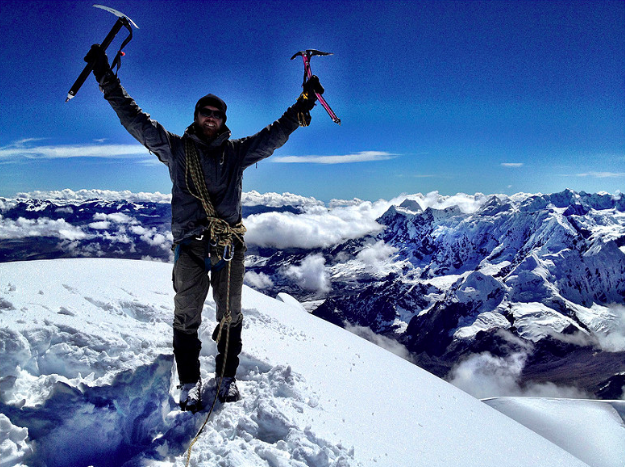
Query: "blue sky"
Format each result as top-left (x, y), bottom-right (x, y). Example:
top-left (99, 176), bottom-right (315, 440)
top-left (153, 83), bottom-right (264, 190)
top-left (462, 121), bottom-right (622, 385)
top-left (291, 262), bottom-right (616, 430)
top-left (1, 0), bottom-right (623, 202)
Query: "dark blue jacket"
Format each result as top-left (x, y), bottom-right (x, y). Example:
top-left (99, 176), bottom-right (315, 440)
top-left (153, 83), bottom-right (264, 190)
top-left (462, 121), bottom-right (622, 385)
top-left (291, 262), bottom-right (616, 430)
top-left (99, 75), bottom-right (301, 243)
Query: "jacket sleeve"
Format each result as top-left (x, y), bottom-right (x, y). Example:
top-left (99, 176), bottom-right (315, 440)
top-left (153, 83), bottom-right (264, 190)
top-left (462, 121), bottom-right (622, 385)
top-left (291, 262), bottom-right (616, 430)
top-left (235, 103), bottom-right (302, 169)
top-left (98, 72), bottom-right (175, 166)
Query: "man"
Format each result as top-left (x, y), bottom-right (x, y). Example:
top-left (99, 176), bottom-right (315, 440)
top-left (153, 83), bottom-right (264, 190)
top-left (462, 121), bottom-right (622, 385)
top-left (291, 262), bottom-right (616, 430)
top-left (85, 45), bottom-right (323, 411)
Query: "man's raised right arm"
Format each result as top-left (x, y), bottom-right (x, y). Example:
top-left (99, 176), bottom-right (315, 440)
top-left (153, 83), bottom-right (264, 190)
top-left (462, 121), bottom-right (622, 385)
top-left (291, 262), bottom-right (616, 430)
top-left (85, 45), bottom-right (174, 166)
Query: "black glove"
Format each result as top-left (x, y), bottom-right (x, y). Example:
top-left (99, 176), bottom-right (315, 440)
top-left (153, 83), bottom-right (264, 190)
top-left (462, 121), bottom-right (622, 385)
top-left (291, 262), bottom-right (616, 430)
top-left (305, 74), bottom-right (324, 96)
top-left (295, 75), bottom-right (324, 126)
top-left (297, 75), bottom-right (324, 112)
top-left (84, 44), bottom-right (111, 82)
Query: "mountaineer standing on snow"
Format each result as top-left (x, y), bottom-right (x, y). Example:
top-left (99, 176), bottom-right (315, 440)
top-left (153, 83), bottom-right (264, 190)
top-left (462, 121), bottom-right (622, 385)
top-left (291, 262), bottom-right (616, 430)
top-left (85, 44), bottom-right (323, 412)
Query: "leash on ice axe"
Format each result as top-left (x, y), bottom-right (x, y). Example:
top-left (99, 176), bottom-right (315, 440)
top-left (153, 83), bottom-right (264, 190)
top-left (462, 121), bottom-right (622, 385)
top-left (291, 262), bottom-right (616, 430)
top-left (291, 49), bottom-right (341, 125)
top-left (65, 4), bottom-right (139, 102)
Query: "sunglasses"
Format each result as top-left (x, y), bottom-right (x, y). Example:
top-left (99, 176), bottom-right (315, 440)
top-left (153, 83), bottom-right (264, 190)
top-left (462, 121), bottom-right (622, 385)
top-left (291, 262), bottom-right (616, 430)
top-left (198, 108), bottom-right (224, 120)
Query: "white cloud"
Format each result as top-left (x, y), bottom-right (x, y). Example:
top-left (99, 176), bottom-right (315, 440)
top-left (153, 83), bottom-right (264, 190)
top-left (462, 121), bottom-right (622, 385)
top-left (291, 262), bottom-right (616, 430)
top-left (272, 151), bottom-right (398, 164)
top-left (244, 202), bottom-right (388, 249)
top-left (0, 141), bottom-right (149, 161)
top-left (103, 230), bottom-right (132, 244)
top-left (93, 212), bottom-right (136, 224)
top-left (356, 241), bottom-right (398, 274)
top-left (327, 198), bottom-right (367, 208)
top-left (88, 221), bottom-right (111, 230)
top-left (144, 232), bottom-right (169, 247)
top-left (356, 241), bottom-right (397, 264)
top-left (0, 216), bottom-right (88, 241)
top-left (242, 190), bottom-right (324, 208)
top-left (129, 226), bottom-right (149, 236)
top-left (501, 163), bottom-right (524, 168)
top-left (244, 271), bottom-right (274, 289)
top-left (283, 254), bottom-right (331, 293)
top-left (416, 191), bottom-right (490, 214)
top-left (447, 351), bottom-right (589, 399)
top-left (129, 225), bottom-right (172, 247)
top-left (575, 172), bottom-right (625, 178)
top-left (593, 304), bottom-right (625, 352)
top-left (15, 189), bottom-right (171, 203)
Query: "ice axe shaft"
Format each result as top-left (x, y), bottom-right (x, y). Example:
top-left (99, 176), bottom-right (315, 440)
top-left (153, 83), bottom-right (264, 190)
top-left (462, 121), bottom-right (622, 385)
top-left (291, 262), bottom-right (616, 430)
top-left (65, 5), bottom-right (138, 102)
top-left (291, 49), bottom-right (341, 124)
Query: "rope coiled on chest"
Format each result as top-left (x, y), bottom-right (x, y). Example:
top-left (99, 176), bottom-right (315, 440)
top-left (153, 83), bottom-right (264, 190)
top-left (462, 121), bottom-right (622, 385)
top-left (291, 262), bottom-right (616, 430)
top-left (183, 137), bottom-right (246, 255)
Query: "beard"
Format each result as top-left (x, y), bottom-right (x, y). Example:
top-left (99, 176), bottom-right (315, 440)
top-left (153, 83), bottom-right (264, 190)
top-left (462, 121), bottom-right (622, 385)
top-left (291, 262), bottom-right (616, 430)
top-left (194, 120), bottom-right (221, 141)
top-left (201, 123), bottom-right (220, 140)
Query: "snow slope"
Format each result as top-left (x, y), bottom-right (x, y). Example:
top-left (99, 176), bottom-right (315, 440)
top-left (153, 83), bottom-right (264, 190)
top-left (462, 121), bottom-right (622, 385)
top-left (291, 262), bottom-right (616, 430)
top-left (0, 258), bottom-right (608, 466)
top-left (483, 398), bottom-right (625, 467)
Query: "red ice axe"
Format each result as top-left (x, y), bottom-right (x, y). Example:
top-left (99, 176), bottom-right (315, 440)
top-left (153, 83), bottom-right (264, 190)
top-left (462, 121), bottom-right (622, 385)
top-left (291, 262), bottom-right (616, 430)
top-left (291, 49), bottom-right (341, 124)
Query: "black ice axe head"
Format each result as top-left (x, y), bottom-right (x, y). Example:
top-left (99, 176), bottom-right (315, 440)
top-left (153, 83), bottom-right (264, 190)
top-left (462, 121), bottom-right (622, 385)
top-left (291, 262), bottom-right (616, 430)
top-left (66, 4), bottom-right (139, 102)
top-left (291, 49), bottom-right (335, 83)
top-left (290, 49), bottom-right (333, 61)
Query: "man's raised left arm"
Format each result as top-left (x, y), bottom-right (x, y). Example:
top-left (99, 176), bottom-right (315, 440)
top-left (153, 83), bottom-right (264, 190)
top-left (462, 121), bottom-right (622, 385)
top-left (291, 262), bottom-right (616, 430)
top-left (237, 76), bottom-right (324, 168)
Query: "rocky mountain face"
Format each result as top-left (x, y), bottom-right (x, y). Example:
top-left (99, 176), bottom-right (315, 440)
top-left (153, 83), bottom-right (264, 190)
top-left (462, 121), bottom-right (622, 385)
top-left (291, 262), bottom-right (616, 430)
top-left (2, 189), bottom-right (624, 398)
top-left (312, 190), bottom-right (625, 396)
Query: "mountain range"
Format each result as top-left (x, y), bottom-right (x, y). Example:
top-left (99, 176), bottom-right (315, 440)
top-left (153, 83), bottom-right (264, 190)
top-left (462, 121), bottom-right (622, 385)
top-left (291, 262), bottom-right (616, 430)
top-left (2, 188), bottom-right (624, 400)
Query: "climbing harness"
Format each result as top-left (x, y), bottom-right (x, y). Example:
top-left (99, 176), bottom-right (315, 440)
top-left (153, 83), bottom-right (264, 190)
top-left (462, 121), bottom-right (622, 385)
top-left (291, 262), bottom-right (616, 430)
top-left (182, 137), bottom-right (241, 467)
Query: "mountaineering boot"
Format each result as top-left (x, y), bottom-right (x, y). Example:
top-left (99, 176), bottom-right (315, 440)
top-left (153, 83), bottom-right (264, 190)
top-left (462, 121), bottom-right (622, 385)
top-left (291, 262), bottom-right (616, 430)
top-left (179, 380), bottom-right (202, 413)
top-left (218, 377), bottom-right (241, 403)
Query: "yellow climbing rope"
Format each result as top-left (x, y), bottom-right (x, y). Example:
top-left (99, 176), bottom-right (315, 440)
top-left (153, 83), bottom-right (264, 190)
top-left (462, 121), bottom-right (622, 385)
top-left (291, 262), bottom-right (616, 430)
top-left (184, 292), bottom-right (231, 467)
top-left (182, 137), bottom-right (240, 466)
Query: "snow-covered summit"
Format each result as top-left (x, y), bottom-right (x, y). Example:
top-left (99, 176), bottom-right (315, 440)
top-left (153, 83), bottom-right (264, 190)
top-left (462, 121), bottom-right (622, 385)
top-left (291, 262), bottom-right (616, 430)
top-left (3, 258), bottom-right (619, 467)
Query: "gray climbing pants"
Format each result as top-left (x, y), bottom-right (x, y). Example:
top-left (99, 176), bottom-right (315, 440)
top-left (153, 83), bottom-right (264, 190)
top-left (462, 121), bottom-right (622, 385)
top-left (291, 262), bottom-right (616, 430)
top-left (173, 236), bottom-right (245, 331)
top-left (172, 235), bottom-right (245, 383)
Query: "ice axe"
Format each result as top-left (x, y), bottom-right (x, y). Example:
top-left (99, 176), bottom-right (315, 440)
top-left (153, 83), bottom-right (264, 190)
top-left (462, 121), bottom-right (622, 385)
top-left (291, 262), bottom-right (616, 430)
top-left (291, 49), bottom-right (341, 124)
top-left (65, 4), bottom-right (139, 102)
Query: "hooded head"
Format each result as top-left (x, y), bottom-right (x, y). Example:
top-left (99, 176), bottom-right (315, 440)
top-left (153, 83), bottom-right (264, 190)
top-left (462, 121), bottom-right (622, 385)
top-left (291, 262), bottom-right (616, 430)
top-left (194, 93), bottom-right (227, 123)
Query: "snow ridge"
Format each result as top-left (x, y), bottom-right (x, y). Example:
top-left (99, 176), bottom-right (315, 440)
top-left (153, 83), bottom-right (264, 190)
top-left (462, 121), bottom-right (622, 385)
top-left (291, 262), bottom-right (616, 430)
top-left (0, 260), bottom-right (354, 466)
top-left (0, 259), bottom-right (598, 467)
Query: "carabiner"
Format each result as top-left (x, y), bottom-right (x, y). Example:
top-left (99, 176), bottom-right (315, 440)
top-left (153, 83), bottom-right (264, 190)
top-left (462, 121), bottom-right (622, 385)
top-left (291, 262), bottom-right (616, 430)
top-left (223, 244), bottom-right (234, 262)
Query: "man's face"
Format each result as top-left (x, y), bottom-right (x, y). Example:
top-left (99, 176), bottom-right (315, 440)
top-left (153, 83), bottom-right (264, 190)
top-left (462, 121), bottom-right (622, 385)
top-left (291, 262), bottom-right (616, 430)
top-left (195, 105), bottom-right (224, 139)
